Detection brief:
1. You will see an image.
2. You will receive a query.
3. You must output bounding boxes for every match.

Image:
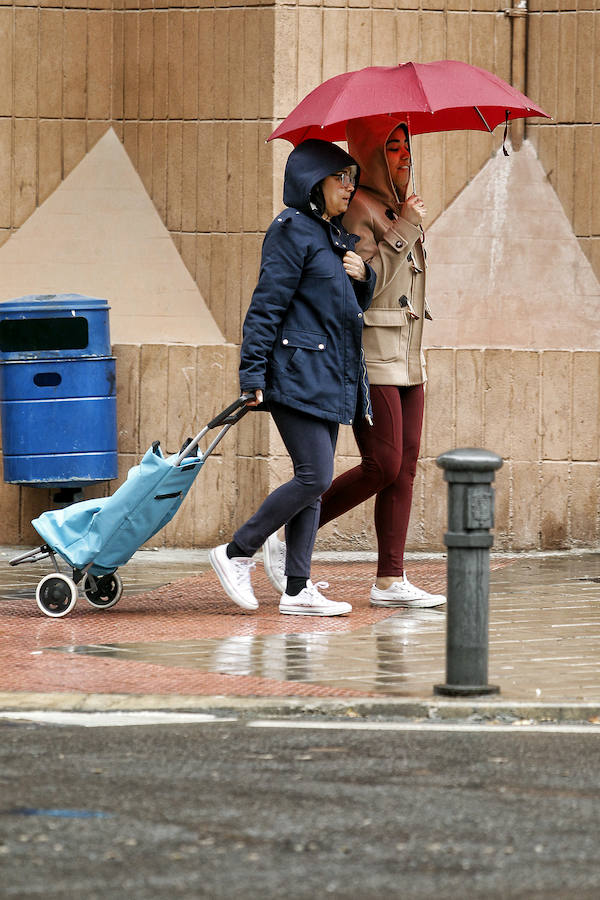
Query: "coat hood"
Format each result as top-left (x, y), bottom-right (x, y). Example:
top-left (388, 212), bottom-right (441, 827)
top-left (346, 117), bottom-right (409, 210)
top-left (282, 139), bottom-right (359, 214)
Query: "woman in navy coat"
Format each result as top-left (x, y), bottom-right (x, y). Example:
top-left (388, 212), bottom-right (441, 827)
top-left (210, 139), bottom-right (375, 617)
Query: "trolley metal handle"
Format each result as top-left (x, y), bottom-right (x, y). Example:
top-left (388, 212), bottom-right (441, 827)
top-left (174, 393), bottom-right (255, 466)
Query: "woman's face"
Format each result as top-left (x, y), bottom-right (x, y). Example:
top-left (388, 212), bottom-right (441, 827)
top-left (320, 167), bottom-right (356, 218)
top-left (385, 126), bottom-right (411, 197)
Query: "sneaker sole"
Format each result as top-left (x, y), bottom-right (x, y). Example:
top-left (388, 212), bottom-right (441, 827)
top-left (370, 598), bottom-right (446, 609)
top-left (209, 549), bottom-right (258, 611)
top-left (279, 605), bottom-right (351, 617)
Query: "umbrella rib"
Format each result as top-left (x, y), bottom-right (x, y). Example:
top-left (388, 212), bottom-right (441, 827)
top-left (474, 106), bottom-right (493, 133)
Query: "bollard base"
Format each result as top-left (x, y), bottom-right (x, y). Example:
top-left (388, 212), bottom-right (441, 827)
top-left (433, 683), bottom-right (500, 697)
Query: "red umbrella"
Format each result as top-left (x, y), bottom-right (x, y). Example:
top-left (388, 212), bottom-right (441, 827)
top-left (268, 60), bottom-right (550, 146)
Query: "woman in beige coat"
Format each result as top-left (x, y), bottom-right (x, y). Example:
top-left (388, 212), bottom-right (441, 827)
top-left (263, 119), bottom-right (445, 609)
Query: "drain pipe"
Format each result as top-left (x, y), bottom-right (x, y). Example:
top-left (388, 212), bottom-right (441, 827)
top-left (505, 0), bottom-right (528, 150)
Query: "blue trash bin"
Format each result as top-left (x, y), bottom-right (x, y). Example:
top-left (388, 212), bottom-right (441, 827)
top-left (0, 293), bottom-right (118, 488)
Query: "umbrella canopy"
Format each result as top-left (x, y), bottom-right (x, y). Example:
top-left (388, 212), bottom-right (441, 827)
top-left (268, 60), bottom-right (550, 146)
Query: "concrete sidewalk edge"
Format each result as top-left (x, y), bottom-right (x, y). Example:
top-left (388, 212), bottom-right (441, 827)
top-left (2, 692), bottom-right (600, 723)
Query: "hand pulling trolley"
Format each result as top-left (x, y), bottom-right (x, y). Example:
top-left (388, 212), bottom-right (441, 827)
top-left (9, 395), bottom-right (251, 618)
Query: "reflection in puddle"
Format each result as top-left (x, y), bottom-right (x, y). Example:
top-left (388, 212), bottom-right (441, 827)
top-left (45, 610), bottom-right (445, 694)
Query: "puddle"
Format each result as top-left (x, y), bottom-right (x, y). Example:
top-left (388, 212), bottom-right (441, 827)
top-left (44, 611), bottom-right (446, 694)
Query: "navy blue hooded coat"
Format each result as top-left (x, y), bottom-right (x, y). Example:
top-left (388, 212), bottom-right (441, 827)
top-left (239, 140), bottom-right (375, 426)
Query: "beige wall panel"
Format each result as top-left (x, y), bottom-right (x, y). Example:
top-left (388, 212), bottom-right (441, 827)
top-left (526, 13), bottom-right (541, 120)
top-left (181, 122), bottom-right (198, 232)
top-left (183, 11), bottom-right (199, 120)
top-left (569, 463), bottom-right (599, 546)
top-left (226, 121), bottom-right (244, 233)
top-left (195, 234), bottom-right (211, 304)
top-left (371, 10), bottom-right (397, 65)
top-left (63, 10), bottom-right (87, 119)
top-left (346, 9), bottom-right (371, 72)
top-left (421, 457), bottom-right (446, 552)
top-left (196, 122), bottom-right (214, 232)
top-left (492, 462), bottom-right (510, 550)
top-left (88, 11), bottom-right (112, 120)
top-left (541, 350), bottom-right (571, 461)
top-left (115, 343), bottom-right (141, 455)
top-left (21, 489), bottom-right (52, 547)
top-left (555, 124), bottom-right (575, 224)
top-left (213, 11), bottom-right (230, 119)
top-left (242, 9), bottom-right (260, 118)
top-left (419, 10), bottom-right (445, 62)
top-left (572, 352), bottom-right (599, 461)
top-left (153, 11), bottom-right (168, 120)
top-left (211, 124), bottom-right (227, 232)
top-left (539, 13), bottom-right (558, 121)
top-left (168, 10), bottom-right (184, 120)
top-left (166, 345), bottom-right (198, 454)
top-left (62, 119), bottom-right (87, 178)
top-left (396, 10), bottom-right (419, 63)
top-left (138, 12), bottom-right (154, 120)
top-left (540, 461), bottom-right (569, 549)
top-left (494, 12), bottom-right (511, 86)
top-left (297, 8), bottom-right (322, 100)
top-left (111, 11), bottom-right (124, 120)
top-left (241, 123), bottom-right (259, 233)
top-left (39, 10), bottom-right (63, 119)
top-left (197, 10), bottom-right (215, 120)
top-left (124, 119), bottom-right (138, 166)
top-left (38, 119), bottom-right (62, 206)
top-left (536, 124), bottom-right (556, 192)
top-left (591, 126), bottom-right (600, 236)
top-left (322, 8), bottom-right (347, 81)
top-left (123, 11), bottom-right (139, 119)
top-left (0, 8), bottom-right (13, 117)
top-left (14, 8), bottom-right (38, 119)
top-left (0, 481), bottom-right (21, 545)
top-left (483, 349), bottom-right (512, 461)
top-left (228, 9), bottom-right (244, 120)
top-left (511, 351), bottom-right (540, 462)
top-left (234, 457), bottom-right (270, 532)
top-left (225, 232), bottom-right (243, 344)
top-left (180, 232), bottom-right (196, 280)
top-left (193, 453), bottom-right (238, 548)
top-left (209, 232), bottom-right (229, 340)
top-left (0, 120), bottom-right (12, 229)
top-left (405, 463), bottom-right (424, 550)
top-left (573, 126), bottom-right (592, 236)
top-left (423, 349), bottom-right (455, 459)
top-left (443, 130), bottom-right (469, 207)
top-left (258, 9), bottom-right (275, 121)
top-left (511, 461), bottom-right (540, 549)
top-left (137, 120), bottom-right (153, 197)
top-left (166, 120), bottom-right (183, 232)
top-left (139, 344), bottom-right (168, 454)
top-left (151, 120), bottom-right (167, 222)
top-left (455, 349), bottom-right (484, 448)
top-left (575, 11), bottom-right (594, 123)
top-left (87, 121), bottom-right (110, 152)
top-left (420, 132), bottom-right (444, 223)
top-left (13, 118), bottom-right (37, 229)
top-left (557, 12), bottom-right (576, 123)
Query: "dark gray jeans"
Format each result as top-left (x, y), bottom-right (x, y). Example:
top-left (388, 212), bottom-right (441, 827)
top-left (233, 402), bottom-right (339, 578)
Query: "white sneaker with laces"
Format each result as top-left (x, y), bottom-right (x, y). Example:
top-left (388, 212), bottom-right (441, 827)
top-left (370, 573), bottom-right (446, 609)
top-left (209, 543), bottom-right (258, 611)
top-left (279, 580), bottom-right (352, 617)
top-left (263, 533), bottom-right (286, 594)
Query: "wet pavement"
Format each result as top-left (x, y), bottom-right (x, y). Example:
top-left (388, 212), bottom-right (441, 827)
top-left (2, 546), bottom-right (600, 711)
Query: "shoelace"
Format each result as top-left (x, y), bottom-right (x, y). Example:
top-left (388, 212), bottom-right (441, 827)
top-left (308, 580), bottom-right (329, 597)
top-left (231, 558), bottom-right (256, 588)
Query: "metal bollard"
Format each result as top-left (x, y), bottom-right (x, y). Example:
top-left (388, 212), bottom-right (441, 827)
top-left (434, 448), bottom-right (503, 697)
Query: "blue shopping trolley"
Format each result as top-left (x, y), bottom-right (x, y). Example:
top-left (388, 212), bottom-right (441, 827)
top-left (10, 395), bottom-right (251, 617)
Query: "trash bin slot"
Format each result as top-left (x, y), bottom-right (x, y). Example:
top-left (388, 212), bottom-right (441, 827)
top-left (33, 372), bottom-right (62, 387)
top-left (0, 317), bottom-right (89, 352)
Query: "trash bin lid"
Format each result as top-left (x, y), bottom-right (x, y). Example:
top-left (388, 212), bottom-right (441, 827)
top-left (0, 293), bottom-right (110, 313)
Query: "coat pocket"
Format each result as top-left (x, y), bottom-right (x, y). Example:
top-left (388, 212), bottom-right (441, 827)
top-left (272, 329), bottom-right (327, 372)
top-left (362, 308), bottom-right (409, 364)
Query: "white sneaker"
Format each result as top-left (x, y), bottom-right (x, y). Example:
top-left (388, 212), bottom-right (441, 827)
top-left (263, 533), bottom-right (286, 594)
top-left (209, 544), bottom-right (258, 611)
top-left (370, 573), bottom-right (446, 609)
top-left (279, 580), bottom-right (352, 617)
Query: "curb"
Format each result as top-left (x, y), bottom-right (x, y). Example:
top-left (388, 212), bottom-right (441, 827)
top-left (1, 692), bottom-right (600, 724)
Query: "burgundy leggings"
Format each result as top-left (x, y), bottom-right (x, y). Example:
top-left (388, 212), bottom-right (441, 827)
top-left (319, 383), bottom-right (424, 577)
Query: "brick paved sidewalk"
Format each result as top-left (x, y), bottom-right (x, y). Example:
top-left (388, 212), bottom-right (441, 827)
top-left (1, 549), bottom-right (600, 706)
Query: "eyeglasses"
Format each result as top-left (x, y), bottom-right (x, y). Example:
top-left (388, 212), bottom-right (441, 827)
top-left (333, 170), bottom-right (357, 186)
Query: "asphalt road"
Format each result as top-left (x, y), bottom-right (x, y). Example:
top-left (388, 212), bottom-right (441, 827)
top-left (1, 715), bottom-right (599, 899)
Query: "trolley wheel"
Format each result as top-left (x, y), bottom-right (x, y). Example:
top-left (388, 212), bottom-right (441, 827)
top-left (36, 573), bottom-right (78, 618)
top-left (82, 573), bottom-right (123, 610)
